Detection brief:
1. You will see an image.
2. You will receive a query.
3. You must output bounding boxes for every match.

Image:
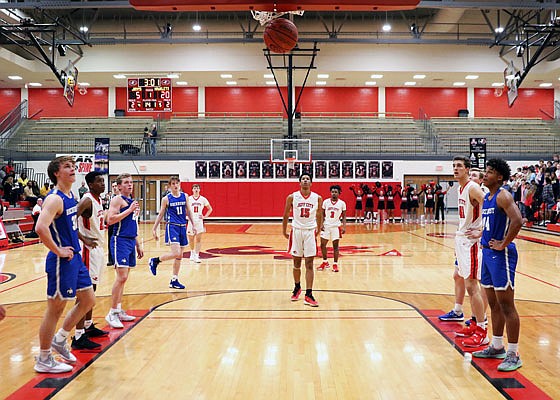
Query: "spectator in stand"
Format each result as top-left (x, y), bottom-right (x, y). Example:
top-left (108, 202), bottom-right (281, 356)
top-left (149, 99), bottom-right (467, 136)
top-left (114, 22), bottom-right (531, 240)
top-left (26, 198), bottom-right (43, 238)
top-left (2, 176), bottom-right (18, 206)
top-left (17, 172), bottom-right (29, 196)
top-left (149, 124), bottom-right (158, 156)
top-left (23, 181), bottom-right (39, 206)
top-left (40, 181), bottom-right (50, 198)
top-left (0, 166), bottom-right (6, 182)
top-left (4, 162), bottom-right (14, 177)
top-left (78, 182), bottom-right (88, 199)
top-left (542, 177), bottom-right (555, 225)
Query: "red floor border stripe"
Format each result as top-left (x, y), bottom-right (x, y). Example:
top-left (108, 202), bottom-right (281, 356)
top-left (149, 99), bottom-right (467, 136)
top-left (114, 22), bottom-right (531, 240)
top-left (6, 309), bottom-right (149, 400)
top-left (421, 309), bottom-right (553, 400)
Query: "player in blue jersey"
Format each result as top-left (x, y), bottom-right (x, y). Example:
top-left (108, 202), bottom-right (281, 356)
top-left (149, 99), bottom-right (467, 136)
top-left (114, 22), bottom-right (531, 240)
top-left (34, 156), bottom-right (96, 374)
top-left (105, 173), bottom-right (144, 329)
top-left (149, 176), bottom-right (195, 289)
top-left (473, 159), bottom-right (523, 372)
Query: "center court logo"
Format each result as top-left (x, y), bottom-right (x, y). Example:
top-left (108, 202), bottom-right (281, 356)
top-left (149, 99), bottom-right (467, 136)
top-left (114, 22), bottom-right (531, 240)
top-left (0, 273), bottom-right (16, 284)
top-left (203, 245), bottom-right (383, 260)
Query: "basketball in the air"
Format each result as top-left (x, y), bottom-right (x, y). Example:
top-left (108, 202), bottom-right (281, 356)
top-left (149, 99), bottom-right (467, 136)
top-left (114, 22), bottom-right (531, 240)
top-left (263, 18), bottom-right (298, 54)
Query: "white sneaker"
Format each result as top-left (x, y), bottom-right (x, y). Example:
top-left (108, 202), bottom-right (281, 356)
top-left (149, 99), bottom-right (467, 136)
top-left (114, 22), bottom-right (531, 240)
top-left (51, 337), bottom-right (77, 363)
top-left (194, 255), bottom-right (201, 263)
top-left (105, 312), bottom-right (124, 329)
top-left (118, 310), bottom-right (136, 322)
top-left (34, 354), bottom-right (73, 374)
top-left (189, 252), bottom-right (195, 261)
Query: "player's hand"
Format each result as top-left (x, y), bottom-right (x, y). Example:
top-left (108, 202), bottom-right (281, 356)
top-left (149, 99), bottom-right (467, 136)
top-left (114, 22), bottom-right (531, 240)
top-left (152, 229), bottom-right (159, 241)
top-left (82, 236), bottom-right (98, 249)
top-left (0, 305), bottom-right (6, 321)
top-left (192, 229), bottom-right (197, 235)
top-left (341, 227), bottom-right (346, 234)
top-left (283, 232), bottom-right (289, 239)
top-left (137, 247), bottom-right (144, 259)
top-left (57, 246), bottom-right (75, 260)
top-left (488, 239), bottom-right (506, 251)
top-left (130, 201), bottom-right (140, 213)
top-left (465, 228), bottom-right (482, 239)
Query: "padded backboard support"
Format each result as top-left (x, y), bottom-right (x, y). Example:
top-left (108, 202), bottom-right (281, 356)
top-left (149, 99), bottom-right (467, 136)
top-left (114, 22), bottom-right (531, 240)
top-left (129, 0), bottom-right (419, 12)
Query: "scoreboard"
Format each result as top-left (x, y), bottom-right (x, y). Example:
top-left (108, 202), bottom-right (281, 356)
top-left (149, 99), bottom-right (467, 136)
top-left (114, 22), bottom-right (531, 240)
top-left (128, 78), bottom-right (172, 112)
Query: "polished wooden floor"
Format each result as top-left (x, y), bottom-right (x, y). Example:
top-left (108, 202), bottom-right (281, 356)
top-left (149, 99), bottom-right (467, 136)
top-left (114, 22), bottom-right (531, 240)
top-left (0, 219), bottom-right (559, 399)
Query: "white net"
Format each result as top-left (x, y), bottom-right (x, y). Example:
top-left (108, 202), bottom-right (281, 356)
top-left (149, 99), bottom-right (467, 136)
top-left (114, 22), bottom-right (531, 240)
top-left (251, 10), bottom-right (304, 26)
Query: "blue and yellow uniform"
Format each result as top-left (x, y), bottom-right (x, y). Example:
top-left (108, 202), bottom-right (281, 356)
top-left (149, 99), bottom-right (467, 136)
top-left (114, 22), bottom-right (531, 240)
top-left (45, 189), bottom-right (92, 299)
top-left (481, 188), bottom-right (518, 290)
top-left (165, 192), bottom-right (189, 247)
top-left (110, 195), bottom-right (139, 267)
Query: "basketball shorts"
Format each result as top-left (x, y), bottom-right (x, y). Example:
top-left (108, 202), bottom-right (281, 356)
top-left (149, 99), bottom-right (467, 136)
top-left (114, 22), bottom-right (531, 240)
top-left (355, 200), bottom-right (362, 210)
top-left (288, 228), bottom-right (317, 258)
top-left (166, 223), bottom-right (188, 247)
top-left (46, 252), bottom-right (92, 300)
top-left (454, 235), bottom-right (481, 280)
top-left (187, 219), bottom-right (205, 235)
top-left (320, 226), bottom-right (342, 241)
top-left (82, 243), bottom-right (104, 284)
top-left (365, 199), bottom-right (374, 209)
top-left (481, 244), bottom-right (518, 290)
top-left (110, 236), bottom-right (137, 268)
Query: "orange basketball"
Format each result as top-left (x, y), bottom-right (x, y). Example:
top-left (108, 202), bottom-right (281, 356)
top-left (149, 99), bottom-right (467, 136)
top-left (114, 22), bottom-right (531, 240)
top-left (263, 18), bottom-right (298, 54)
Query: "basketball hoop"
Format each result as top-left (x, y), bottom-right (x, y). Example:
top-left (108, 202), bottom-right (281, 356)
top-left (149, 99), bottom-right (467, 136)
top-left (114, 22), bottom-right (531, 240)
top-left (251, 10), bottom-right (304, 26)
top-left (286, 157), bottom-right (296, 171)
top-left (78, 86), bottom-right (88, 96)
top-left (493, 87), bottom-right (503, 97)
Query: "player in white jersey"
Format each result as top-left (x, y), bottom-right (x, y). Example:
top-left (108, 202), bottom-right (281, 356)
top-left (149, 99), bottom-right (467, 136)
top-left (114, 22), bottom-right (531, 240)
top-left (439, 156), bottom-right (487, 347)
top-left (318, 185), bottom-right (346, 273)
top-left (282, 173), bottom-right (323, 307)
top-left (187, 184), bottom-right (213, 263)
top-left (72, 171), bottom-right (109, 350)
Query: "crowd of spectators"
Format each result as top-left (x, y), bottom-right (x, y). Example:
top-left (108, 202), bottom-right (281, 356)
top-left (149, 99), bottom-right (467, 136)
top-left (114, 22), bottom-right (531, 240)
top-left (1, 161), bottom-right (53, 210)
top-left (507, 155), bottom-right (560, 227)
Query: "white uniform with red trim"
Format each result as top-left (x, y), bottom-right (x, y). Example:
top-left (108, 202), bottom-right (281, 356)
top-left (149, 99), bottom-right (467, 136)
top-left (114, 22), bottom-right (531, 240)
top-left (320, 198), bottom-right (346, 241)
top-left (187, 195), bottom-right (210, 235)
top-left (289, 191), bottom-right (319, 258)
top-left (455, 181), bottom-right (482, 279)
top-left (78, 192), bottom-right (105, 284)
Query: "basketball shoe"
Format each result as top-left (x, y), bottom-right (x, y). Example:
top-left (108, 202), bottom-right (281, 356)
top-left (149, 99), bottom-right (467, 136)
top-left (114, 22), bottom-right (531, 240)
top-left (317, 261), bottom-right (329, 271)
top-left (455, 321), bottom-right (477, 337)
top-left (473, 345), bottom-right (507, 359)
top-left (438, 310), bottom-right (464, 321)
top-left (105, 311), bottom-right (124, 329)
top-left (304, 294), bottom-right (319, 307)
top-left (497, 352), bottom-right (523, 372)
top-left (291, 286), bottom-right (301, 301)
top-left (332, 263), bottom-right (339, 272)
top-left (34, 354), bottom-right (73, 374)
top-left (169, 279), bottom-right (186, 289)
top-left (118, 310), bottom-right (136, 322)
top-left (85, 323), bottom-right (108, 338)
top-left (51, 337), bottom-right (77, 363)
top-left (462, 326), bottom-right (489, 347)
top-left (71, 335), bottom-right (101, 350)
top-left (149, 257), bottom-right (160, 275)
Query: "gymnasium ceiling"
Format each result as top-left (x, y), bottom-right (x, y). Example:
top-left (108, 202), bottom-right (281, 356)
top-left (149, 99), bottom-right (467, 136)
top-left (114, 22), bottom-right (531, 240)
top-left (1, 1), bottom-right (560, 89)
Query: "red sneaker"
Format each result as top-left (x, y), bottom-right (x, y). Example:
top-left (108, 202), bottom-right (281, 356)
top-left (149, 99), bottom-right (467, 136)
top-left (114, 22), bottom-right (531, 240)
top-left (455, 320), bottom-right (477, 337)
top-left (291, 287), bottom-right (301, 301)
top-left (304, 294), bottom-right (319, 307)
top-left (332, 263), bottom-right (339, 272)
top-left (317, 261), bottom-right (329, 271)
top-left (462, 326), bottom-right (489, 347)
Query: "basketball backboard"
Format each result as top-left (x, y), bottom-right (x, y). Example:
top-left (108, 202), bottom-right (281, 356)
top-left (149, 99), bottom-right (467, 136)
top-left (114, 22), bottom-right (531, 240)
top-left (62, 60), bottom-right (78, 107)
top-left (504, 60), bottom-right (519, 108)
top-left (270, 138), bottom-right (311, 164)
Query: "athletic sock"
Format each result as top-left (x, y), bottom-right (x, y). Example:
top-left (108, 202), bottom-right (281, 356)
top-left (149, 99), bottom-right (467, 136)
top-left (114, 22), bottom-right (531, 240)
top-left (492, 335), bottom-right (504, 349)
top-left (54, 328), bottom-right (69, 342)
top-left (453, 304), bottom-right (463, 313)
top-left (75, 328), bottom-right (85, 340)
top-left (84, 320), bottom-right (93, 329)
top-left (507, 343), bottom-right (519, 354)
top-left (305, 289), bottom-right (312, 297)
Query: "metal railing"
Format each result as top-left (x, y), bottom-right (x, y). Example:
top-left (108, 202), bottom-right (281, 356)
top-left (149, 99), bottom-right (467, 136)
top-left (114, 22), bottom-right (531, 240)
top-left (0, 100), bottom-right (28, 156)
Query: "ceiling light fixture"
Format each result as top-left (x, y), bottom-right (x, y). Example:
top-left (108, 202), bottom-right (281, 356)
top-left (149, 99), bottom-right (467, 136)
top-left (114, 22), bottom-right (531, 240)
top-left (317, 74), bottom-right (329, 79)
top-left (226, 81), bottom-right (237, 85)
top-left (8, 75), bottom-right (22, 80)
top-left (453, 82), bottom-right (466, 86)
top-left (491, 82), bottom-right (504, 87)
top-left (113, 74), bottom-right (126, 79)
top-left (365, 81), bottom-right (377, 86)
top-left (176, 81), bottom-right (188, 85)
top-left (370, 74), bottom-right (383, 79)
top-left (221, 74), bottom-right (233, 79)
top-left (167, 73), bottom-right (179, 78)
top-left (413, 74), bottom-right (426, 79)
top-left (465, 75), bottom-right (479, 80)
top-left (539, 83), bottom-right (553, 87)
top-left (316, 81), bottom-right (327, 85)
top-left (404, 81), bottom-right (416, 86)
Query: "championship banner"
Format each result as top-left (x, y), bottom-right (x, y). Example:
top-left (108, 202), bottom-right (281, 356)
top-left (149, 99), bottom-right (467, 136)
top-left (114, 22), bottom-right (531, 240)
top-left (95, 138), bottom-right (110, 174)
top-left (469, 138), bottom-right (487, 169)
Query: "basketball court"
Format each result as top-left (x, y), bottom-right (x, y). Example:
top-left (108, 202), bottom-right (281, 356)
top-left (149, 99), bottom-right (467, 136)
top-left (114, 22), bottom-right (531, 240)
top-left (1, 219), bottom-right (558, 399)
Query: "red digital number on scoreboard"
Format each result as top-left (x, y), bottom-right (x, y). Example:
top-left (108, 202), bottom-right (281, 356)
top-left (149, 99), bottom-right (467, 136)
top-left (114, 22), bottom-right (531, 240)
top-left (127, 78), bottom-right (172, 112)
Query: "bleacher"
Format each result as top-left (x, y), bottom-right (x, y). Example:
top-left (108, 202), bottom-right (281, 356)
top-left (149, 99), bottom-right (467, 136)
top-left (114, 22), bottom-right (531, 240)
top-left (431, 117), bottom-right (560, 155)
top-left (298, 113), bottom-right (430, 154)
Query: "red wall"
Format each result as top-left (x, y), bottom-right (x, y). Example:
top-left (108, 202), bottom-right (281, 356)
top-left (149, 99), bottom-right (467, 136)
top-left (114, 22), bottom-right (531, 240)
top-left (474, 88), bottom-right (553, 119)
top-left (0, 88), bottom-right (21, 117)
top-left (181, 181), bottom-right (401, 218)
top-left (386, 87), bottom-right (467, 119)
top-left (205, 87), bottom-right (288, 114)
top-left (28, 88), bottom-right (108, 119)
top-left (296, 87), bottom-right (378, 113)
top-left (115, 86), bottom-right (198, 118)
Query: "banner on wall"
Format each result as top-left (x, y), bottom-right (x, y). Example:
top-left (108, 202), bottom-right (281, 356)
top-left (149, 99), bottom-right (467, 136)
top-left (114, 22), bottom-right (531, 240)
top-left (469, 138), bottom-right (487, 169)
top-left (94, 138), bottom-right (109, 174)
top-left (193, 160), bottom-right (401, 181)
